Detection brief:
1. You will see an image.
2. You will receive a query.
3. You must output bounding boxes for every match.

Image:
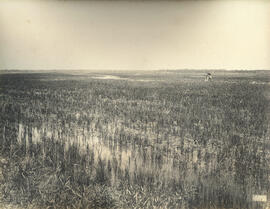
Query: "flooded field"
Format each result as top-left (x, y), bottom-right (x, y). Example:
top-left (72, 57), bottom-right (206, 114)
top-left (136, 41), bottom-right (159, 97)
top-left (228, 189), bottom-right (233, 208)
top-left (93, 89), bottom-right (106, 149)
top-left (0, 70), bottom-right (270, 209)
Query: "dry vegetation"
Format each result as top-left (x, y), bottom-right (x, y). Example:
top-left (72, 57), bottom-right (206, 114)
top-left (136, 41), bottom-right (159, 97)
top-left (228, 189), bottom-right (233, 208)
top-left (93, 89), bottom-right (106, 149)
top-left (0, 71), bottom-right (269, 209)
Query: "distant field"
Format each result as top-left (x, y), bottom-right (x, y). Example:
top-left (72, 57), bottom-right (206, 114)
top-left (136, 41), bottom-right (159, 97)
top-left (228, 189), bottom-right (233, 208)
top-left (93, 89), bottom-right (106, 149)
top-left (0, 70), bottom-right (270, 209)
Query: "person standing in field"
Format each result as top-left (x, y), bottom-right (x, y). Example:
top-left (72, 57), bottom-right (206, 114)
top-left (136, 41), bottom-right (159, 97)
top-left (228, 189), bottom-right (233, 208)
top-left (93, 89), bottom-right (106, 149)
top-left (205, 73), bottom-right (212, 81)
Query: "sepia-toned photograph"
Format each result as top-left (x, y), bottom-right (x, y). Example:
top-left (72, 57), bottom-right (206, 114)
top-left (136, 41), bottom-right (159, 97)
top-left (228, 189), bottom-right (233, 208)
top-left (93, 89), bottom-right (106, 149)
top-left (0, 0), bottom-right (270, 208)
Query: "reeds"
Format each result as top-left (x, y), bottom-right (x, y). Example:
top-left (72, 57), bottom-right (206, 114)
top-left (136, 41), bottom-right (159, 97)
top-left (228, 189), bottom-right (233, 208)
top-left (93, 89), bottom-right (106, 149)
top-left (0, 72), bottom-right (269, 208)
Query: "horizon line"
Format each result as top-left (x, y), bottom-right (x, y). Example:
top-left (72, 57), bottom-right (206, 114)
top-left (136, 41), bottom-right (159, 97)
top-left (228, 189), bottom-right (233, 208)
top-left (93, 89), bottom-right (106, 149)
top-left (1, 68), bottom-right (270, 72)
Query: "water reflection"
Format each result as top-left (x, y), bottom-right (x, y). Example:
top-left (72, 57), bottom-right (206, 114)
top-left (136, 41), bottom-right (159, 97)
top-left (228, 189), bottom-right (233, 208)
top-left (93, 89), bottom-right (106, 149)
top-left (12, 120), bottom-right (270, 208)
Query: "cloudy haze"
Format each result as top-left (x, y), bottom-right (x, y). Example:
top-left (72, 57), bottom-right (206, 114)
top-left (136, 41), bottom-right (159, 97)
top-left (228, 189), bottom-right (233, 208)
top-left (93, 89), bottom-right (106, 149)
top-left (0, 0), bottom-right (269, 70)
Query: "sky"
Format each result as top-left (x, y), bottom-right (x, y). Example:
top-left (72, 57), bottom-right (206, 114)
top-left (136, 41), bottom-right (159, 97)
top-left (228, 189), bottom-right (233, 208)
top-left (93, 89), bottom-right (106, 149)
top-left (0, 0), bottom-right (269, 71)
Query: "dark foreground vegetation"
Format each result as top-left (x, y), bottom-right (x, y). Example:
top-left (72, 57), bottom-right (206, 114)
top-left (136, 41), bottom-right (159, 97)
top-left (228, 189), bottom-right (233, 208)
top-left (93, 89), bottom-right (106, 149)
top-left (0, 70), bottom-right (270, 208)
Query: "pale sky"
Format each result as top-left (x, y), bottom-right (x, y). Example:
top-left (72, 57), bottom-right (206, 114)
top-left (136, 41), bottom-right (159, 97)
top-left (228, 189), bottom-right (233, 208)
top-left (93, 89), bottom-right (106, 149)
top-left (0, 0), bottom-right (269, 70)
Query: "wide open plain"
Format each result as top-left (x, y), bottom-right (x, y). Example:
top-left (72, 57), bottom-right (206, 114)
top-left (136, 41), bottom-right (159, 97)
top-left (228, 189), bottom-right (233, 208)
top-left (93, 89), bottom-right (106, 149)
top-left (0, 70), bottom-right (270, 209)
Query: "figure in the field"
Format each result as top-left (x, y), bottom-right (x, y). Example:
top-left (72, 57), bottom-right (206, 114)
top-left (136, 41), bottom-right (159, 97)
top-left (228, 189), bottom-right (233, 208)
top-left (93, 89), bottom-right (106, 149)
top-left (205, 73), bottom-right (212, 81)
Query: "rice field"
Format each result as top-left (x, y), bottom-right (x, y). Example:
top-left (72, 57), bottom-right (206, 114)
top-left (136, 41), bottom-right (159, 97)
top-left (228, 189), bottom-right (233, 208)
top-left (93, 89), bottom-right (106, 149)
top-left (0, 70), bottom-right (270, 209)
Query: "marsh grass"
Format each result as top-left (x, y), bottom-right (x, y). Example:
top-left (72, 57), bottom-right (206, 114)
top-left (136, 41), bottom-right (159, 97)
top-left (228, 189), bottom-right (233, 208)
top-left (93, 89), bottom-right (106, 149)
top-left (0, 71), bottom-right (269, 208)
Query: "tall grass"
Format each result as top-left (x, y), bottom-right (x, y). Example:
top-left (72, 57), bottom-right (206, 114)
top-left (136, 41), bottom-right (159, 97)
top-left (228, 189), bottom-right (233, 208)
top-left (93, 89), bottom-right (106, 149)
top-left (0, 72), bottom-right (269, 208)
